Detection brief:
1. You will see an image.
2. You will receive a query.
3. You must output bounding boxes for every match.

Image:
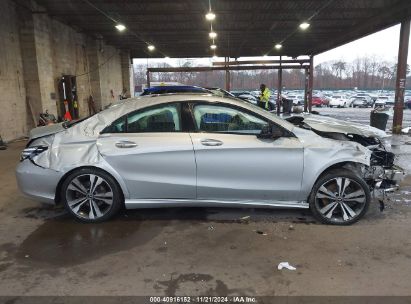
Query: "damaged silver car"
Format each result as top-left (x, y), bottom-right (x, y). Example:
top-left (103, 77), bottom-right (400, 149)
top-left (16, 94), bottom-right (404, 224)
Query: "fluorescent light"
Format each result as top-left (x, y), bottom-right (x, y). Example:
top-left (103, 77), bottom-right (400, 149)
top-left (206, 12), bottom-right (216, 21)
top-left (210, 44), bottom-right (217, 50)
top-left (115, 24), bottom-right (126, 32)
top-left (165, 56), bottom-right (170, 59)
top-left (209, 31), bottom-right (217, 39)
top-left (212, 55), bottom-right (218, 60)
top-left (147, 45), bottom-right (155, 51)
top-left (299, 22), bottom-right (310, 30)
top-left (263, 55), bottom-right (268, 58)
top-left (275, 43), bottom-right (282, 50)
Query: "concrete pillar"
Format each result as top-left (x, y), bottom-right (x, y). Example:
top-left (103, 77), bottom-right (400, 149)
top-left (17, 6), bottom-right (42, 127)
top-left (276, 69), bottom-right (282, 115)
top-left (0, 0), bottom-right (29, 140)
top-left (224, 57), bottom-right (231, 91)
top-left (393, 20), bottom-right (410, 134)
top-left (308, 55), bottom-right (314, 113)
top-left (86, 38), bottom-right (103, 111)
top-left (121, 50), bottom-right (134, 98)
top-left (304, 68), bottom-right (309, 112)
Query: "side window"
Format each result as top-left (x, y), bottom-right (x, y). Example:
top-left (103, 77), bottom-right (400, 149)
top-left (102, 116), bottom-right (126, 133)
top-left (101, 104), bottom-right (181, 133)
top-left (127, 104), bottom-right (181, 132)
top-left (193, 104), bottom-right (268, 134)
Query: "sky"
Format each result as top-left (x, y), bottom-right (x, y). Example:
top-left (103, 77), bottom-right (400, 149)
top-left (133, 24), bottom-right (411, 67)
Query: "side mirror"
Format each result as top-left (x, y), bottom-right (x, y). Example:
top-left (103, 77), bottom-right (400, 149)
top-left (258, 124), bottom-right (283, 139)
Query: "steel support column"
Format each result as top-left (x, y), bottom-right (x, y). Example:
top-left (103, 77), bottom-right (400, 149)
top-left (393, 20), bottom-right (410, 134)
top-left (308, 55), bottom-right (314, 113)
top-left (146, 70), bottom-right (151, 88)
top-left (277, 68), bottom-right (283, 115)
top-left (225, 57), bottom-right (231, 91)
top-left (304, 68), bottom-right (309, 112)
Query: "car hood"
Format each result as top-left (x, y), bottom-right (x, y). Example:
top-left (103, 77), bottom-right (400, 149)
top-left (291, 113), bottom-right (388, 138)
top-left (29, 123), bottom-right (66, 140)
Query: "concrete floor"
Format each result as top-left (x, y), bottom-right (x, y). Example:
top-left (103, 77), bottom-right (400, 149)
top-left (1, 115), bottom-right (411, 296)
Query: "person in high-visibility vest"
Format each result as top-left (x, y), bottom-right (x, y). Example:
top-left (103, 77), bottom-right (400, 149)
top-left (259, 84), bottom-right (271, 110)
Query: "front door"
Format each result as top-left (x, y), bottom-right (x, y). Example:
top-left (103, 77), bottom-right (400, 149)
top-left (189, 103), bottom-right (304, 202)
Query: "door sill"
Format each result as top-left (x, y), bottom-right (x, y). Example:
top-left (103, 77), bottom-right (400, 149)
top-left (124, 199), bottom-right (309, 209)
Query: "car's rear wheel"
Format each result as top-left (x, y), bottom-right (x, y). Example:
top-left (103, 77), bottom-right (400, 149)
top-left (61, 168), bottom-right (123, 223)
top-left (309, 169), bottom-right (370, 225)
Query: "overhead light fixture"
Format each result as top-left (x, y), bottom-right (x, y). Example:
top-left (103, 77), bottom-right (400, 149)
top-left (209, 31), bottom-right (217, 39)
top-left (263, 54), bottom-right (268, 58)
top-left (299, 22), bottom-right (310, 30)
top-left (275, 43), bottom-right (282, 50)
top-left (206, 12), bottom-right (216, 21)
top-left (165, 56), bottom-right (170, 59)
top-left (115, 24), bottom-right (126, 32)
top-left (147, 45), bottom-right (155, 51)
top-left (210, 44), bottom-right (217, 50)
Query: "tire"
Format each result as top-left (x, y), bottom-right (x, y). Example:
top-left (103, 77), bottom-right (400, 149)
top-left (309, 169), bottom-right (370, 225)
top-left (61, 168), bottom-right (123, 223)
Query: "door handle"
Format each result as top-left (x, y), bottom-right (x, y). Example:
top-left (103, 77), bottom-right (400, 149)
top-left (200, 139), bottom-right (223, 146)
top-left (115, 140), bottom-right (137, 148)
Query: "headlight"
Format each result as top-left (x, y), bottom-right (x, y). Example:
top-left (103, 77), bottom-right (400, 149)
top-left (20, 145), bottom-right (48, 161)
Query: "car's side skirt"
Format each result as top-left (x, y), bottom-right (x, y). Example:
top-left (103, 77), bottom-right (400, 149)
top-left (124, 199), bottom-right (309, 209)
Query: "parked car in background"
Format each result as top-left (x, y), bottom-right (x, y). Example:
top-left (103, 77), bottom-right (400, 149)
top-left (385, 96), bottom-right (395, 107)
top-left (286, 94), bottom-right (304, 106)
top-left (405, 96), bottom-right (411, 109)
top-left (374, 96), bottom-right (390, 108)
top-left (141, 85), bottom-right (211, 96)
top-left (312, 95), bottom-right (328, 107)
top-left (206, 87), bottom-right (235, 98)
top-left (352, 93), bottom-right (373, 107)
top-left (329, 95), bottom-right (350, 108)
top-left (231, 91), bottom-right (259, 105)
top-left (352, 97), bottom-right (370, 108)
top-left (17, 94), bottom-right (404, 225)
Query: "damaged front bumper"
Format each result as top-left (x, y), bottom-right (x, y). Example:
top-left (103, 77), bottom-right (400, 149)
top-left (371, 165), bottom-right (405, 210)
top-left (374, 166), bottom-right (405, 193)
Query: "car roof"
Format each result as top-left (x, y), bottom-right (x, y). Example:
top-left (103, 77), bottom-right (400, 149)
top-left (142, 85), bottom-right (209, 94)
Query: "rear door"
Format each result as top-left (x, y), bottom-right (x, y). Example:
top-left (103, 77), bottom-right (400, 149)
top-left (96, 102), bottom-right (196, 199)
top-left (189, 102), bottom-right (304, 202)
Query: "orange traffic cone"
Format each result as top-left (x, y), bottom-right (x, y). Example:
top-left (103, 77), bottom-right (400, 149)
top-left (63, 100), bottom-right (72, 121)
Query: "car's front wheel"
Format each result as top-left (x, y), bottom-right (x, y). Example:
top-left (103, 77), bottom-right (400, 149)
top-left (61, 168), bottom-right (123, 223)
top-left (309, 169), bottom-right (370, 225)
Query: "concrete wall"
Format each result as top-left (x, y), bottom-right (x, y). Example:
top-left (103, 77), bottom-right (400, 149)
top-left (0, 1), bottom-right (29, 141)
top-left (0, 0), bottom-right (133, 141)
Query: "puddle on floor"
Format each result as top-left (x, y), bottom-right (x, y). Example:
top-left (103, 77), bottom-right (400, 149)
top-left (15, 207), bottom-right (314, 267)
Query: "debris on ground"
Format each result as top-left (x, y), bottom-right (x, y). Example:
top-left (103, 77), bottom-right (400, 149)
top-left (239, 215), bottom-right (251, 224)
top-left (256, 230), bottom-right (267, 235)
top-left (289, 225), bottom-right (295, 231)
top-left (278, 262), bottom-right (296, 270)
top-left (208, 226), bottom-right (214, 231)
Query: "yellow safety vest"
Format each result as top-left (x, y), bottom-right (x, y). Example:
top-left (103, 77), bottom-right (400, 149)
top-left (260, 88), bottom-right (271, 109)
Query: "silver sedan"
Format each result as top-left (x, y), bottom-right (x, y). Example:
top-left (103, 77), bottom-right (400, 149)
top-left (16, 94), bottom-right (403, 224)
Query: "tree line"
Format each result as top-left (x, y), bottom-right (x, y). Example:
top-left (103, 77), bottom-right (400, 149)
top-left (133, 56), bottom-right (411, 91)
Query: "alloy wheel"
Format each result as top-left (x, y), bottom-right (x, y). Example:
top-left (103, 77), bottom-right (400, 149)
top-left (66, 174), bottom-right (113, 220)
top-left (314, 177), bottom-right (366, 223)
